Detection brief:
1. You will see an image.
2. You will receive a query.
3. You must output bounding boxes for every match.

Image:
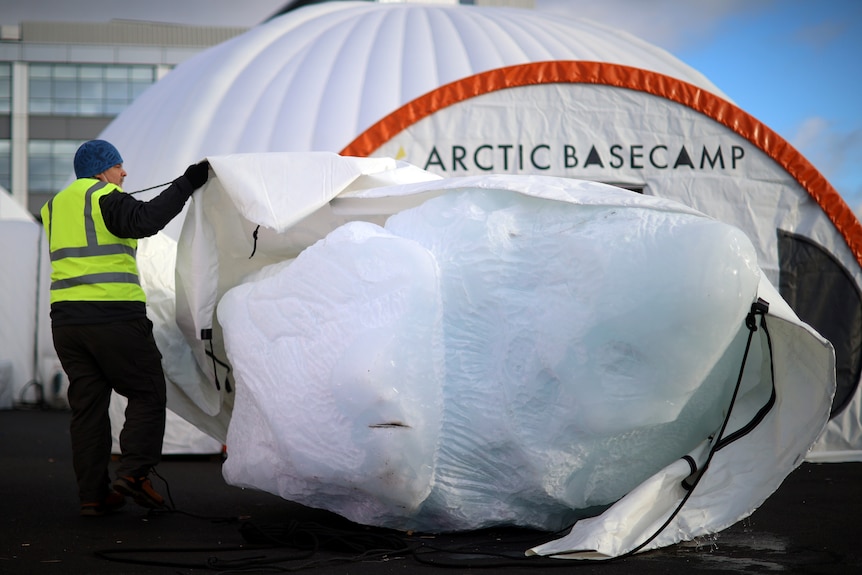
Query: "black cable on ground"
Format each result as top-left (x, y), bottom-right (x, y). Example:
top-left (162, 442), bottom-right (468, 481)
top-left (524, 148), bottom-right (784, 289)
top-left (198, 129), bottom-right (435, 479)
top-left (96, 522), bottom-right (591, 573)
top-left (14, 379), bottom-right (46, 409)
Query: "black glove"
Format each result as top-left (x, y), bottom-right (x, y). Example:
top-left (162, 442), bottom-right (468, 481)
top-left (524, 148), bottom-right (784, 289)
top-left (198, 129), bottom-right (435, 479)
top-left (183, 160), bottom-right (210, 189)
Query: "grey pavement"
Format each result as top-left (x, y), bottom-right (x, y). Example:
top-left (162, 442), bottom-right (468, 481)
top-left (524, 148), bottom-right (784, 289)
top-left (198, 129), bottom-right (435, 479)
top-left (2, 409), bottom-right (860, 574)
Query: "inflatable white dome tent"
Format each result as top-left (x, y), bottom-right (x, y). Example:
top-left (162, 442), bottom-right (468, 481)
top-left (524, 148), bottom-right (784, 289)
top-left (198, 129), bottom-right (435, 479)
top-left (99, 1), bottom-right (861, 462)
top-left (82, 1), bottom-right (854, 552)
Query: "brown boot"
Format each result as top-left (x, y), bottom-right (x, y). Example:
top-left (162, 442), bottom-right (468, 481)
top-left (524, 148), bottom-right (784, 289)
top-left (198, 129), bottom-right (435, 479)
top-left (112, 475), bottom-right (165, 509)
top-left (80, 490), bottom-right (126, 516)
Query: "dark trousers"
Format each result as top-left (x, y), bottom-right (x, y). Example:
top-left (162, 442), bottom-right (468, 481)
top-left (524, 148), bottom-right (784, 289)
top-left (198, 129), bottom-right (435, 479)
top-left (52, 318), bottom-right (166, 503)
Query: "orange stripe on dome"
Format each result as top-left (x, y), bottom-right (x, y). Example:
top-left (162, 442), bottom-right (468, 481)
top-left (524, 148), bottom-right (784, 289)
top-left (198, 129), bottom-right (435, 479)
top-left (340, 60), bottom-right (862, 268)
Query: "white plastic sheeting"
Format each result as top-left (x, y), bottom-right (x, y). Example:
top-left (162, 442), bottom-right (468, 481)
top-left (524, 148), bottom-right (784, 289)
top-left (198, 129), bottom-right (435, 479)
top-left (161, 152), bottom-right (440, 439)
top-left (156, 152), bottom-right (834, 556)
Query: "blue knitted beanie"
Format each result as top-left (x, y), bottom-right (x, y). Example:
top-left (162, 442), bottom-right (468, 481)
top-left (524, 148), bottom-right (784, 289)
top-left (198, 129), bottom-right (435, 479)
top-left (73, 140), bottom-right (123, 178)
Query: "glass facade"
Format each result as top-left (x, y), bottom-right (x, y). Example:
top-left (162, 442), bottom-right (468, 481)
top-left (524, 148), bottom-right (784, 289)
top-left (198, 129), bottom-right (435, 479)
top-left (1, 64), bottom-right (10, 191)
top-left (28, 140), bottom-right (84, 193)
top-left (0, 20), bottom-right (222, 212)
top-left (0, 140), bottom-right (10, 191)
top-left (0, 63), bottom-right (10, 114)
top-left (21, 64), bottom-right (158, 200)
top-left (28, 64), bottom-right (156, 116)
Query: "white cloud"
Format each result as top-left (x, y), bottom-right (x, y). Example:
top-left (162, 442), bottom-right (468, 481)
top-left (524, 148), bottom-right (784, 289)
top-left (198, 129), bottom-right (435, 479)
top-left (792, 116), bottom-right (832, 152)
top-left (791, 116), bottom-right (862, 206)
top-left (794, 19), bottom-right (848, 50)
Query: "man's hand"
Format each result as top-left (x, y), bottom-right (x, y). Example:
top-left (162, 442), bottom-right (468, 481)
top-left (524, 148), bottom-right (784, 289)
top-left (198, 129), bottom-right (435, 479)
top-left (183, 161), bottom-right (210, 189)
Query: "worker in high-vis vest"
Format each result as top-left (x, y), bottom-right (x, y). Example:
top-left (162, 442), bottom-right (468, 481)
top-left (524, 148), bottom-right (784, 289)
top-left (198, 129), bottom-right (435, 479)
top-left (41, 139), bottom-right (209, 517)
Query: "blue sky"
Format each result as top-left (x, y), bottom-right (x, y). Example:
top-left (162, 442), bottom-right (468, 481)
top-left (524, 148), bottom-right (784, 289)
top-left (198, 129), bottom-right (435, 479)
top-left (680, 2), bottom-right (862, 211)
top-left (537, 0), bottom-right (862, 211)
top-left (4, 0), bottom-right (860, 210)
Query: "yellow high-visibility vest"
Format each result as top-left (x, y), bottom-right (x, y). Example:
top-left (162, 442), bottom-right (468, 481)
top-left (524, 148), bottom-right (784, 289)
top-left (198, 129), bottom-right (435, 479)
top-left (41, 179), bottom-right (146, 304)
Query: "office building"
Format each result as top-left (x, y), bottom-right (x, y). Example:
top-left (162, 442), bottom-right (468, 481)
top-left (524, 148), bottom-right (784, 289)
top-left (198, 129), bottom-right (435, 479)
top-left (0, 20), bottom-right (248, 216)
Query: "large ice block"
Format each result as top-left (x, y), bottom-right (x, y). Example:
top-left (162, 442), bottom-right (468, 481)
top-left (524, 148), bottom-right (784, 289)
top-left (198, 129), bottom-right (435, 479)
top-left (220, 187), bottom-right (761, 532)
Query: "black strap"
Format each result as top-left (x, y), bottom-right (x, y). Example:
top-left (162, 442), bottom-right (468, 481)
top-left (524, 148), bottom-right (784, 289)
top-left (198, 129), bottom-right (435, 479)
top-left (249, 225), bottom-right (260, 259)
top-left (201, 329), bottom-right (232, 393)
top-left (612, 298), bottom-right (774, 559)
top-left (128, 181), bottom-right (172, 195)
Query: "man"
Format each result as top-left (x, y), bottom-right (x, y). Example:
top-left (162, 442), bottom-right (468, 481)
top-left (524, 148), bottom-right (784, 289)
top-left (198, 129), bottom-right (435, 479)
top-left (40, 140), bottom-right (209, 516)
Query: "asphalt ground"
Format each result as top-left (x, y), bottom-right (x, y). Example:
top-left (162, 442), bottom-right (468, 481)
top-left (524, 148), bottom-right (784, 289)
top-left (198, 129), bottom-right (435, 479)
top-left (2, 408), bottom-right (861, 574)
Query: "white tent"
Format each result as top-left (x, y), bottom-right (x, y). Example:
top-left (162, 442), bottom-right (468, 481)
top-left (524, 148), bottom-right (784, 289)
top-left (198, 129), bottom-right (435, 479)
top-left (95, 2), bottom-right (861, 460)
top-left (0, 189), bottom-right (63, 409)
top-left (0, 187), bottom-right (34, 222)
top-left (155, 151), bottom-right (835, 557)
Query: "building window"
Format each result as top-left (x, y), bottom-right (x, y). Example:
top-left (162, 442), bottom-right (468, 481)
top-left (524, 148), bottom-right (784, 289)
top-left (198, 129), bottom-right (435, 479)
top-left (0, 140), bottom-right (10, 191)
top-left (28, 140), bottom-right (83, 193)
top-left (28, 64), bottom-right (156, 116)
top-left (0, 63), bottom-right (10, 114)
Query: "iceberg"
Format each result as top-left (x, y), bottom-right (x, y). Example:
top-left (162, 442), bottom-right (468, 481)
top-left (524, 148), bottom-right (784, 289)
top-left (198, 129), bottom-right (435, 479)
top-left (221, 185), bottom-right (762, 530)
top-left (160, 153), bottom-right (833, 556)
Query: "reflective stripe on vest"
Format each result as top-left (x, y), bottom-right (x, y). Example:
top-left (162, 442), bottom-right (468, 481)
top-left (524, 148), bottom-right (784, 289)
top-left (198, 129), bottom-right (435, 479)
top-left (43, 180), bottom-right (145, 304)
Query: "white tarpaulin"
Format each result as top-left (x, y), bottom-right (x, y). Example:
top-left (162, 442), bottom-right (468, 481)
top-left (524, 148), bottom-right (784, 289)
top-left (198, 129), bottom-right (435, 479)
top-left (152, 152), bottom-right (834, 557)
top-left (158, 152), bottom-right (440, 439)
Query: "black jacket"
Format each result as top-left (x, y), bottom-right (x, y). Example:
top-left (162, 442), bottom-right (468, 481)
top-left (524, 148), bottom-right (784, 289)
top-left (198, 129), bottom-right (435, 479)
top-left (50, 174), bottom-right (197, 326)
